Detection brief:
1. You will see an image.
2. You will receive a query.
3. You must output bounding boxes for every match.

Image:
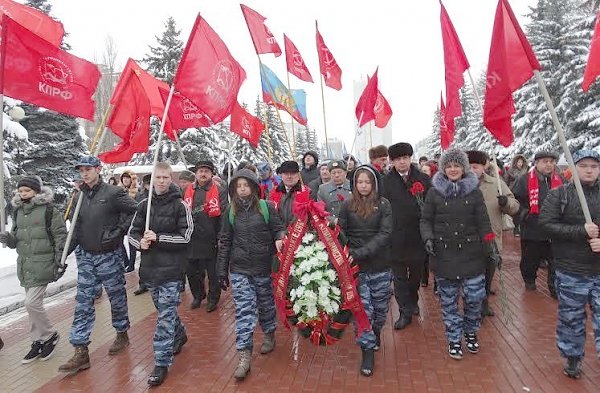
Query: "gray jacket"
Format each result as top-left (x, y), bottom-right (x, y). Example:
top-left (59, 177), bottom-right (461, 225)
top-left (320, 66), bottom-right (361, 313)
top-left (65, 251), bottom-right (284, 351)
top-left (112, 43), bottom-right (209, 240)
top-left (317, 180), bottom-right (352, 219)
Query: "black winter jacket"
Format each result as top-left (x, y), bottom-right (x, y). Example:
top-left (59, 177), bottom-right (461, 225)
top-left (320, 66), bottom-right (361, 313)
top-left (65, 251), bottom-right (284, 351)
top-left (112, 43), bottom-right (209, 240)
top-left (338, 197), bottom-right (393, 272)
top-left (308, 177), bottom-right (324, 201)
top-left (301, 166), bottom-right (319, 186)
top-left (540, 181), bottom-right (600, 276)
top-left (383, 164), bottom-right (431, 261)
top-left (217, 200), bottom-right (284, 277)
top-left (72, 180), bottom-right (137, 253)
top-left (188, 180), bottom-right (228, 259)
top-left (128, 184), bottom-right (193, 286)
top-left (420, 172), bottom-right (493, 280)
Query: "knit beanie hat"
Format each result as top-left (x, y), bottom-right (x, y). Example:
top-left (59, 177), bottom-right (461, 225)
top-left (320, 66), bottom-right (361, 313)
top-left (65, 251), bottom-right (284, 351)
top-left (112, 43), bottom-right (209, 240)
top-left (17, 176), bottom-right (42, 193)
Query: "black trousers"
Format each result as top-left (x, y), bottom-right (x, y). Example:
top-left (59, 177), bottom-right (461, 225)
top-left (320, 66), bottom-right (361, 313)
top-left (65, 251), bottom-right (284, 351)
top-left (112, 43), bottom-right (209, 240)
top-left (187, 257), bottom-right (221, 303)
top-left (520, 239), bottom-right (555, 289)
top-left (393, 258), bottom-right (423, 313)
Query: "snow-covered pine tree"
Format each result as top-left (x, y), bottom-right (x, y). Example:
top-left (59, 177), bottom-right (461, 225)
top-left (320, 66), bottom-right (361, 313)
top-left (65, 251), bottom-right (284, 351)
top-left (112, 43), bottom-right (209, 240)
top-left (25, 0), bottom-right (51, 14)
top-left (294, 126), bottom-right (309, 158)
top-left (141, 17), bottom-right (183, 85)
top-left (179, 125), bottom-right (225, 168)
top-left (306, 127), bottom-right (319, 153)
top-left (261, 103), bottom-right (292, 166)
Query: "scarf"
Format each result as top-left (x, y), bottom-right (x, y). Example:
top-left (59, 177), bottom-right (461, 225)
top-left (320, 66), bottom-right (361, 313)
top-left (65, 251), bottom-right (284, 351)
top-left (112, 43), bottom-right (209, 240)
top-left (528, 168), bottom-right (562, 215)
top-left (183, 182), bottom-right (221, 217)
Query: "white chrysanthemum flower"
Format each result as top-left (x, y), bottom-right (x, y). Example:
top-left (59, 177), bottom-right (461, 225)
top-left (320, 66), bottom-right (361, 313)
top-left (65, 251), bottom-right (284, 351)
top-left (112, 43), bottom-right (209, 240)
top-left (302, 233), bottom-right (315, 244)
top-left (331, 286), bottom-right (341, 296)
top-left (295, 286), bottom-right (305, 298)
top-left (326, 269), bottom-right (337, 281)
top-left (315, 251), bottom-right (329, 261)
top-left (318, 286), bottom-right (329, 298)
top-left (332, 302), bottom-right (340, 314)
top-left (307, 304), bottom-right (318, 318)
top-left (314, 241), bottom-right (326, 251)
top-left (293, 303), bottom-right (302, 314)
top-left (324, 303), bottom-right (334, 314)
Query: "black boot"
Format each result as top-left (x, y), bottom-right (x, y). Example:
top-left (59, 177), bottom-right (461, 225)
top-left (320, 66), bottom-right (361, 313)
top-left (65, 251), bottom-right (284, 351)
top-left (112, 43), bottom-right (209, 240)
top-left (148, 366), bottom-right (169, 386)
top-left (373, 328), bottom-right (381, 351)
top-left (206, 299), bottom-right (218, 313)
top-left (393, 311), bottom-right (412, 330)
top-left (563, 357), bottom-right (582, 379)
top-left (360, 349), bottom-right (375, 377)
top-left (481, 299), bottom-right (495, 318)
top-left (190, 297), bottom-right (202, 309)
top-left (173, 329), bottom-right (188, 355)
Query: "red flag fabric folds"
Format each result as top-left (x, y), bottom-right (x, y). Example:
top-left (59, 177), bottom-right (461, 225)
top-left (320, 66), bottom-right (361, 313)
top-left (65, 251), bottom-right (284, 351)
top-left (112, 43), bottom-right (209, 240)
top-left (440, 94), bottom-right (454, 150)
top-left (316, 22), bottom-right (342, 90)
top-left (440, 1), bottom-right (469, 126)
top-left (1, 16), bottom-right (100, 120)
top-left (284, 34), bottom-right (313, 83)
top-left (240, 4), bottom-right (281, 57)
top-left (173, 14), bottom-right (246, 124)
top-left (159, 87), bottom-right (211, 130)
top-left (483, 0), bottom-right (541, 147)
top-left (374, 89), bottom-right (392, 128)
top-left (0, 0), bottom-right (64, 47)
top-left (99, 73), bottom-right (150, 163)
top-left (230, 102), bottom-right (264, 148)
top-left (583, 13), bottom-right (600, 92)
top-left (355, 68), bottom-right (379, 127)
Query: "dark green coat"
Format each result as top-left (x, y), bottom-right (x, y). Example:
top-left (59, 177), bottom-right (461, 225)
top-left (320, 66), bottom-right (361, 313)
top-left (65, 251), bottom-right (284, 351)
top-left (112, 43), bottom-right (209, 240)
top-left (7, 187), bottom-right (67, 288)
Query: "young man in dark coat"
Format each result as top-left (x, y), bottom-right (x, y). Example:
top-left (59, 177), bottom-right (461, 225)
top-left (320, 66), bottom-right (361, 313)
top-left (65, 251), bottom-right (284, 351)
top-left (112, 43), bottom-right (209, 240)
top-left (512, 151), bottom-right (565, 296)
top-left (383, 142), bottom-right (431, 330)
top-left (300, 151), bottom-right (320, 185)
top-left (184, 160), bottom-right (228, 311)
top-left (539, 150), bottom-right (600, 379)
top-left (128, 162), bottom-right (193, 386)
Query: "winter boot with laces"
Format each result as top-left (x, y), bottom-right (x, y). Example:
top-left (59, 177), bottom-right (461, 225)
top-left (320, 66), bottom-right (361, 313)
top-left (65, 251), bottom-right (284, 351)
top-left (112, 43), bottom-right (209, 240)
top-left (563, 357), bottom-right (582, 379)
top-left (108, 331), bottom-right (129, 355)
top-left (448, 342), bottom-right (463, 360)
top-left (464, 332), bottom-right (480, 354)
top-left (260, 332), bottom-right (276, 354)
top-left (58, 345), bottom-right (90, 374)
top-left (234, 349), bottom-right (252, 380)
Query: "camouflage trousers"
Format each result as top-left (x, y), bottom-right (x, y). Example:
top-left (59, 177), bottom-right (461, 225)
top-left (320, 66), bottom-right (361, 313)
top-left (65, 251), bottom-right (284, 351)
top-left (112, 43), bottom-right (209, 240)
top-left (355, 269), bottom-right (393, 350)
top-left (555, 269), bottom-right (600, 359)
top-left (436, 274), bottom-right (486, 344)
top-left (149, 281), bottom-right (185, 367)
top-left (69, 248), bottom-right (130, 346)
top-left (230, 273), bottom-right (276, 351)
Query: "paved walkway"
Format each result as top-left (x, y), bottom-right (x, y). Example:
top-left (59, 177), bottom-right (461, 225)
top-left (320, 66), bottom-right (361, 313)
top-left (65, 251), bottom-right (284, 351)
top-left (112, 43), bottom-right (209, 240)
top-left (0, 233), bottom-right (599, 392)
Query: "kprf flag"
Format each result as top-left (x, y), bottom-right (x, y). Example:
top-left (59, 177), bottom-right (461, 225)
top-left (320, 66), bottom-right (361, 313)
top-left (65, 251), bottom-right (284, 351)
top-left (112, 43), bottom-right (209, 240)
top-left (374, 89), bottom-right (392, 128)
top-left (159, 87), bottom-right (211, 130)
top-left (284, 34), bottom-right (313, 83)
top-left (99, 73), bottom-right (150, 163)
top-left (0, 0), bottom-right (64, 46)
top-left (1, 16), bottom-right (100, 120)
top-left (583, 13), bottom-right (600, 92)
top-left (173, 14), bottom-right (246, 124)
top-left (316, 22), bottom-right (342, 90)
top-left (260, 63), bottom-right (307, 125)
top-left (484, 0), bottom-right (541, 147)
top-left (440, 1), bottom-right (469, 132)
top-left (355, 68), bottom-right (379, 127)
top-left (240, 4), bottom-right (281, 57)
top-left (230, 101), bottom-right (264, 148)
top-left (440, 94), bottom-right (454, 150)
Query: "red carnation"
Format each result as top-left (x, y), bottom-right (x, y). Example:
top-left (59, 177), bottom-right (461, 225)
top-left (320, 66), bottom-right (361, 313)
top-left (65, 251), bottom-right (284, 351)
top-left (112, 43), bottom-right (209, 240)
top-left (483, 232), bottom-right (496, 243)
top-left (409, 181), bottom-right (425, 196)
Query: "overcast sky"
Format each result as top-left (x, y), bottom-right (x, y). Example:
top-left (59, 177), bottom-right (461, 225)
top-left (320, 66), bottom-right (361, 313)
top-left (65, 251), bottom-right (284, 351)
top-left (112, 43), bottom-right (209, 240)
top-left (51, 0), bottom-right (537, 151)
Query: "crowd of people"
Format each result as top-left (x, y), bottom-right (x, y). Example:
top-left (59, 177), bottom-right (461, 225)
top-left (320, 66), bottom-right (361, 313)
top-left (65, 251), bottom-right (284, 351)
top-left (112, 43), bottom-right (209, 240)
top-left (0, 141), bottom-right (599, 386)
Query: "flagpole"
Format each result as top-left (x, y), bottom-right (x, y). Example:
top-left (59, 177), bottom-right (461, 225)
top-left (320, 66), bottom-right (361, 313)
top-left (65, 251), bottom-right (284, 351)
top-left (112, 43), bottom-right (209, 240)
top-left (173, 130), bottom-right (188, 166)
top-left (347, 112), bottom-right (365, 168)
top-left (466, 70), bottom-right (504, 196)
top-left (533, 70), bottom-right (592, 223)
top-left (0, 18), bottom-right (8, 242)
top-left (368, 122), bottom-right (373, 148)
top-left (285, 72), bottom-right (298, 159)
top-left (319, 74), bottom-right (330, 157)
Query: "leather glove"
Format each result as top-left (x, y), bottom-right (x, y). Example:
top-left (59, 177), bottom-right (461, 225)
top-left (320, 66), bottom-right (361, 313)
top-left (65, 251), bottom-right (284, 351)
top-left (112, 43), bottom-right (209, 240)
top-left (0, 231), bottom-right (10, 244)
top-left (497, 195), bottom-right (508, 207)
top-left (424, 239), bottom-right (436, 256)
top-left (218, 276), bottom-right (230, 291)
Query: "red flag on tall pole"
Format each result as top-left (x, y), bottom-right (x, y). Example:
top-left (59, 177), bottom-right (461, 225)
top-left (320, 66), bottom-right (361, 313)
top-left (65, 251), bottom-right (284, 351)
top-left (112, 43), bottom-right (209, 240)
top-left (173, 14), bottom-right (246, 124)
top-left (440, 94), bottom-right (454, 150)
top-left (158, 87), bottom-right (210, 130)
top-left (583, 13), bottom-right (600, 92)
top-left (440, 1), bottom-right (469, 125)
top-left (230, 102), bottom-right (264, 148)
top-left (316, 22), bottom-right (342, 90)
top-left (240, 4), bottom-right (281, 57)
top-left (99, 73), bottom-right (151, 163)
top-left (355, 68), bottom-right (379, 127)
top-left (374, 89), bottom-right (392, 128)
top-left (284, 34), bottom-right (313, 83)
top-left (483, 0), bottom-right (541, 147)
top-left (0, 0), bottom-right (64, 47)
top-left (1, 16), bottom-right (100, 120)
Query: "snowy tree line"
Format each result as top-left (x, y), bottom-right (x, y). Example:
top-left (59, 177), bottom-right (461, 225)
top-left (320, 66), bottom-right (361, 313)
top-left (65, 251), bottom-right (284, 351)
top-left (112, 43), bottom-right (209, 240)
top-left (419, 0), bottom-right (600, 163)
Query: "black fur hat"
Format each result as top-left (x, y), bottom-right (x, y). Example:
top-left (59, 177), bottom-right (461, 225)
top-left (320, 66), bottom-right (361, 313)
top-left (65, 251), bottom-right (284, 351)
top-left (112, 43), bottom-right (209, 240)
top-left (466, 150), bottom-right (489, 165)
top-left (388, 143), bottom-right (414, 160)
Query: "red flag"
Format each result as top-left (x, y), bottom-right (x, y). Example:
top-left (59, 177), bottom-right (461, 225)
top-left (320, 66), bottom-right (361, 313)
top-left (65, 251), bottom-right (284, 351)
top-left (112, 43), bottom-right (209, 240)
top-left (99, 73), bottom-right (150, 163)
top-left (1, 16), bottom-right (100, 120)
top-left (583, 13), bottom-right (600, 92)
top-left (374, 89), bottom-right (392, 128)
top-left (316, 22), bottom-right (342, 90)
top-left (0, 0), bottom-right (64, 47)
top-left (173, 14), bottom-right (246, 124)
top-left (440, 94), bottom-right (454, 150)
top-left (240, 4), bottom-right (281, 57)
top-left (230, 102), bottom-right (264, 148)
top-left (159, 87), bottom-right (211, 130)
top-left (284, 34), bottom-right (313, 83)
top-left (355, 68), bottom-right (379, 127)
top-left (440, 1), bottom-right (469, 125)
top-left (484, 0), bottom-right (541, 147)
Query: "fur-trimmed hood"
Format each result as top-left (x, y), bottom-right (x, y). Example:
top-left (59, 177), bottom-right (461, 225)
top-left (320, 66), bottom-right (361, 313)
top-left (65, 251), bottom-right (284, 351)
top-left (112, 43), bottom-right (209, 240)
top-left (11, 186), bottom-right (54, 208)
top-left (431, 171), bottom-right (479, 199)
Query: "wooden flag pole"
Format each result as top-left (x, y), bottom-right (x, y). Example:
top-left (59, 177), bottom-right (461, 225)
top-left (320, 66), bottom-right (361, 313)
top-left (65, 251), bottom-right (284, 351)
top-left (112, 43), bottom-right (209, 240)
top-left (285, 72), bottom-right (298, 159)
top-left (533, 70), bottom-right (592, 223)
top-left (319, 74), bottom-right (330, 157)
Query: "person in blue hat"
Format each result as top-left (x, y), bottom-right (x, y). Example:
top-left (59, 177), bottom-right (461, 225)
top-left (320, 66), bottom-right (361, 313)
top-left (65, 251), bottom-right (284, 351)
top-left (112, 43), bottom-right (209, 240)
top-left (540, 149), bottom-right (600, 379)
